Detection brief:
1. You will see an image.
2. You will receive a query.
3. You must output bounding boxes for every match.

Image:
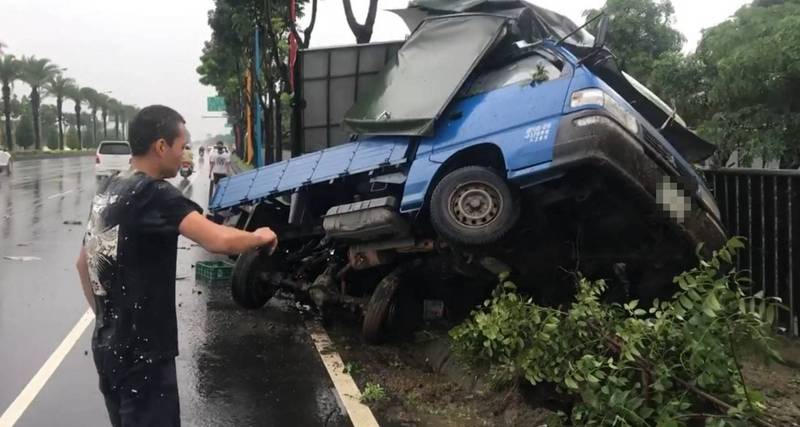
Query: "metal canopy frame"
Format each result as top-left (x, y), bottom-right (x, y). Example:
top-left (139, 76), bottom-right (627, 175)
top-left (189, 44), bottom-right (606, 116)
top-left (292, 41), bottom-right (403, 156)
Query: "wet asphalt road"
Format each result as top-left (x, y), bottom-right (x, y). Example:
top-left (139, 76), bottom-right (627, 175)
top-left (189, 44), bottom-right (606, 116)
top-left (0, 155), bottom-right (352, 427)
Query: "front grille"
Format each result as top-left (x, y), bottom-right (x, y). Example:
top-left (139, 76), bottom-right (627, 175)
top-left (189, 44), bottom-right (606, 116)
top-left (643, 129), bottom-right (675, 165)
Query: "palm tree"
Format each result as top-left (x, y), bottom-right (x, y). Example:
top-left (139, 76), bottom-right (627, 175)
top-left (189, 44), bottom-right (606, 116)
top-left (19, 56), bottom-right (60, 150)
top-left (98, 93), bottom-right (110, 139)
top-left (108, 98), bottom-right (122, 139)
top-left (0, 55), bottom-right (20, 150)
top-left (45, 74), bottom-right (75, 150)
top-left (121, 105), bottom-right (138, 139)
top-left (65, 84), bottom-right (85, 150)
top-left (80, 87), bottom-right (100, 146)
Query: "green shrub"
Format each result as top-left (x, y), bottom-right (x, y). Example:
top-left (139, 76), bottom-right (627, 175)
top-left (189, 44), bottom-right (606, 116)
top-left (451, 238), bottom-right (781, 426)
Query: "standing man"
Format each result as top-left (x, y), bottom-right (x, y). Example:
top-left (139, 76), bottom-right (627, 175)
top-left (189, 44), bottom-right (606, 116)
top-left (208, 140), bottom-right (231, 201)
top-left (75, 105), bottom-right (277, 427)
top-left (0, 147), bottom-right (11, 176)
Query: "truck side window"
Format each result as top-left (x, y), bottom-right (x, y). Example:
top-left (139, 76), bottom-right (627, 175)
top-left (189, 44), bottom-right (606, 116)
top-left (465, 53), bottom-right (563, 98)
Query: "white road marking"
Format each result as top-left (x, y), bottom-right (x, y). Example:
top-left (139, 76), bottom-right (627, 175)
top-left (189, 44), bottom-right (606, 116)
top-left (46, 189), bottom-right (76, 200)
top-left (0, 309), bottom-right (94, 427)
top-left (305, 320), bottom-right (380, 427)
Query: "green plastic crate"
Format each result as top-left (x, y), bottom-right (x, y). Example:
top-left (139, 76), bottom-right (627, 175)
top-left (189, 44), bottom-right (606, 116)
top-left (195, 261), bottom-right (234, 283)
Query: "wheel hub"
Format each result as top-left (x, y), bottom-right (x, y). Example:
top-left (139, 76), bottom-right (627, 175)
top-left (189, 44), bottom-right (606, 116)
top-left (449, 181), bottom-right (502, 228)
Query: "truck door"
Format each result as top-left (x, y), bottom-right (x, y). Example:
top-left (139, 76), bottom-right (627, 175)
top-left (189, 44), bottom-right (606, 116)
top-left (427, 49), bottom-right (573, 172)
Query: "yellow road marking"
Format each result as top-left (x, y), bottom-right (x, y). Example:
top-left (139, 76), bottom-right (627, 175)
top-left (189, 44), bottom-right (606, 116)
top-left (306, 321), bottom-right (380, 427)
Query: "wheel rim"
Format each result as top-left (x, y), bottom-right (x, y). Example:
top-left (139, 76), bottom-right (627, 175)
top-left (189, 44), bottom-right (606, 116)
top-left (448, 181), bottom-right (503, 228)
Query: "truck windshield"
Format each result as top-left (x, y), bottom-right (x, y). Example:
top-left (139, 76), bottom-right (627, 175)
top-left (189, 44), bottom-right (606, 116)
top-left (463, 52), bottom-right (563, 98)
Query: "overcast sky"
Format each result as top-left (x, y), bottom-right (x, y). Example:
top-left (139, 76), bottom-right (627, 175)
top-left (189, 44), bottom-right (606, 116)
top-left (0, 0), bottom-right (750, 140)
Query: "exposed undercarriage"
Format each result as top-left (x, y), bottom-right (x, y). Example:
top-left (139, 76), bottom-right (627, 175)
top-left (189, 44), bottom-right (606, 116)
top-left (230, 165), bottom-right (697, 342)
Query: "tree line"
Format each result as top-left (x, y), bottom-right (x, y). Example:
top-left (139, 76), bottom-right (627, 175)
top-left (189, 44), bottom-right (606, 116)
top-left (197, 0), bottom-right (378, 164)
top-left (0, 53), bottom-right (138, 152)
top-left (198, 0), bottom-right (800, 168)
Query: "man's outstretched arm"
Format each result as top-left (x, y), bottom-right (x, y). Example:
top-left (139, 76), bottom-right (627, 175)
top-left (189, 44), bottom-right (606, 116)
top-left (178, 211), bottom-right (278, 256)
top-left (75, 247), bottom-right (96, 314)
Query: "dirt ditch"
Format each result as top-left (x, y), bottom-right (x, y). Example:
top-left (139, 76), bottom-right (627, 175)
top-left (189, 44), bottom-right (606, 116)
top-left (323, 316), bottom-right (558, 427)
top-left (743, 338), bottom-right (800, 426)
top-left (322, 315), bottom-right (800, 426)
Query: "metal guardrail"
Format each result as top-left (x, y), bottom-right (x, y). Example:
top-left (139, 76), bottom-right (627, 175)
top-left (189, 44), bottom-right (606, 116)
top-left (702, 168), bottom-right (800, 336)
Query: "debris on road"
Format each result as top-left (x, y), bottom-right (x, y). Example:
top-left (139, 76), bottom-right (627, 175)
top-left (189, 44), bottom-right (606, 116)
top-left (3, 256), bottom-right (42, 262)
top-left (63, 220), bottom-right (82, 225)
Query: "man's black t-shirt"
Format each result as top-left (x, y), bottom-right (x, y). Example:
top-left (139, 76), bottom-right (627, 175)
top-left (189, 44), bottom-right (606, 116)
top-left (84, 171), bottom-right (201, 380)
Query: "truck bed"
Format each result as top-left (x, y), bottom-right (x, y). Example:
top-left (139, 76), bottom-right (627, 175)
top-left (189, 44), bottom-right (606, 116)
top-left (209, 137), bottom-right (411, 212)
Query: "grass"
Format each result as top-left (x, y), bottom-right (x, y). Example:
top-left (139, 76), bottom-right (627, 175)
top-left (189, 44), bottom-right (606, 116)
top-left (360, 382), bottom-right (387, 404)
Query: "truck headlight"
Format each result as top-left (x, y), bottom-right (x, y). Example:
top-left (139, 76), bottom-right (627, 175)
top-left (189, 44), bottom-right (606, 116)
top-left (570, 89), bottom-right (639, 135)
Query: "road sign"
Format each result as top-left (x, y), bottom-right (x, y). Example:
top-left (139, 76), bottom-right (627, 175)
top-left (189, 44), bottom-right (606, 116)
top-left (207, 96), bottom-right (226, 112)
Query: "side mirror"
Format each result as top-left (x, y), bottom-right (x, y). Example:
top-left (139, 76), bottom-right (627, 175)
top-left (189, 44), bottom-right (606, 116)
top-left (594, 16), bottom-right (609, 48)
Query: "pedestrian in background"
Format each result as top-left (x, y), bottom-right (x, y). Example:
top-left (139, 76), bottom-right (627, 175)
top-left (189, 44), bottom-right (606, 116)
top-left (208, 140), bottom-right (231, 201)
top-left (76, 105), bottom-right (277, 427)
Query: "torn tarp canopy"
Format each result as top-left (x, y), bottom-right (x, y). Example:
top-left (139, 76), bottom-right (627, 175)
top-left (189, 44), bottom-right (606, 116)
top-left (343, 14), bottom-right (508, 137)
top-left (402, 0), bottom-right (595, 47)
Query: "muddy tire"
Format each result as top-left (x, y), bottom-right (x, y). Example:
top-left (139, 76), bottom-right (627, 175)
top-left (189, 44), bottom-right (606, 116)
top-left (362, 273), bottom-right (401, 344)
top-left (231, 249), bottom-right (275, 310)
top-left (430, 166), bottom-right (520, 245)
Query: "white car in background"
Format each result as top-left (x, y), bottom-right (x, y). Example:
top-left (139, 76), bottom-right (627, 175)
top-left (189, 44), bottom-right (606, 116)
top-left (95, 141), bottom-right (131, 179)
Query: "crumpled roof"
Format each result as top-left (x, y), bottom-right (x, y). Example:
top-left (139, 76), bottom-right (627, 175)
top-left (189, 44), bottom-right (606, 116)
top-left (400, 0), bottom-right (595, 46)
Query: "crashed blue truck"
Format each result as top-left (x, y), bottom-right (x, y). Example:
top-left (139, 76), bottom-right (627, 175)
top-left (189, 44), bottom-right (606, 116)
top-left (209, 2), bottom-right (727, 342)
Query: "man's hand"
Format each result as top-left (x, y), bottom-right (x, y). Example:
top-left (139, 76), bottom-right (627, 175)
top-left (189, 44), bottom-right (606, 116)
top-left (253, 227), bottom-right (278, 254)
top-left (179, 212), bottom-right (279, 255)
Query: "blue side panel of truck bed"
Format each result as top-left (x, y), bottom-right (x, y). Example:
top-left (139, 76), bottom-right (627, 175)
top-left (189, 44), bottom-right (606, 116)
top-left (209, 137), bottom-right (410, 211)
